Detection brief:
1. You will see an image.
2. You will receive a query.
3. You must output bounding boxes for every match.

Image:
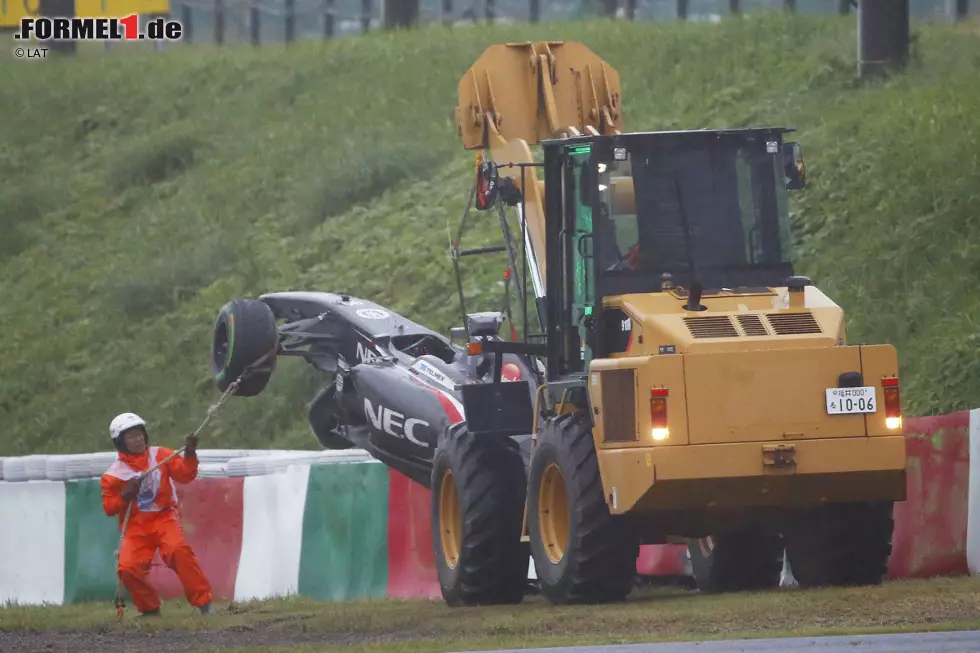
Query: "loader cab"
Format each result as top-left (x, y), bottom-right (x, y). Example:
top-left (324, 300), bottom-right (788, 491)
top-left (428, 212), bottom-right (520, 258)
top-left (541, 128), bottom-right (807, 380)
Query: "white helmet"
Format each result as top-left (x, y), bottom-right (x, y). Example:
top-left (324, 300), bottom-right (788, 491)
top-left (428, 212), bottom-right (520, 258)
top-left (109, 412), bottom-right (147, 442)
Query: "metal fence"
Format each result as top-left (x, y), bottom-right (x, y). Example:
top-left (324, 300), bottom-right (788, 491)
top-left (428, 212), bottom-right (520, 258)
top-left (166, 0), bottom-right (976, 45)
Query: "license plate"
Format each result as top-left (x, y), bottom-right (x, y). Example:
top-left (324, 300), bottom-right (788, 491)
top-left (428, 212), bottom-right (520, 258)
top-left (826, 387), bottom-right (877, 414)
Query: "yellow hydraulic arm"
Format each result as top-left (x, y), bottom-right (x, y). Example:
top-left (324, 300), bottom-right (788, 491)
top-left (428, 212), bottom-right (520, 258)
top-left (454, 41), bottom-right (624, 282)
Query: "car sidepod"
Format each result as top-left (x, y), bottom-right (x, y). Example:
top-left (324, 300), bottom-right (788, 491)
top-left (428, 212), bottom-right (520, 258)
top-left (350, 362), bottom-right (464, 467)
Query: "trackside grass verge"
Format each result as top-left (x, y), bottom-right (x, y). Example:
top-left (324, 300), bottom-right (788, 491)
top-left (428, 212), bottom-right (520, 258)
top-left (1, 14), bottom-right (979, 457)
top-left (3, 577), bottom-right (980, 652)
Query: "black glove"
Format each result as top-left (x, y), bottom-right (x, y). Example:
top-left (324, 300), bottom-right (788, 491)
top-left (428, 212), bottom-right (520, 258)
top-left (184, 433), bottom-right (199, 458)
top-left (120, 477), bottom-right (142, 502)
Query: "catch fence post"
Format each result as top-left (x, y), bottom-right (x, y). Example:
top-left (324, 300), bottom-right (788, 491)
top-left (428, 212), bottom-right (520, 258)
top-left (324, 0), bottom-right (334, 37)
top-left (858, 0), bottom-right (909, 78)
top-left (285, 0), bottom-right (295, 41)
top-left (214, 0), bottom-right (225, 45)
top-left (954, 0), bottom-right (969, 20)
top-left (181, 1), bottom-right (193, 42)
top-left (250, 4), bottom-right (260, 44)
top-left (152, 14), bottom-right (165, 51)
top-left (40, 0), bottom-right (76, 53)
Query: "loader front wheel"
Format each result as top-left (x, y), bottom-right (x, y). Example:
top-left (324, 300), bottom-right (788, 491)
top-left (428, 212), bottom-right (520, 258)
top-left (783, 500), bottom-right (894, 588)
top-left (528, 411), bottom-right (638, 605)
top-left (430, 422), bottom-right (529, 606)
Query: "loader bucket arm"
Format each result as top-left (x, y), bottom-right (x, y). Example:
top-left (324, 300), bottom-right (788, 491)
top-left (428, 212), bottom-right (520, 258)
top-left (454, 41), bottom-right (624, 283)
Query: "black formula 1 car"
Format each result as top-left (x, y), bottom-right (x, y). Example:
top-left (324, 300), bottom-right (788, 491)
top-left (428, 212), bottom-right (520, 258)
top-left (208, 291), bottom-right (544, 488)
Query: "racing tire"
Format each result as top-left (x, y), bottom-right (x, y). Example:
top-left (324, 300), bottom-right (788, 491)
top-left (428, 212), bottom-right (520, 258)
top-left (210, 299), bottom-right (278, 397)
top-left (528, 411), bottom-right (639, 605)
top-left (430, 422), bottom-right (529, 607)
top-left (783, 500), bottom-right (894, 588)
top-left (687, 528), bottom-right (784, 593)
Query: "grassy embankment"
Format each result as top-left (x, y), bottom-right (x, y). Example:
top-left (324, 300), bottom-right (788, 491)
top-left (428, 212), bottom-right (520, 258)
top-left (1, 13), bottom-right (979, 456)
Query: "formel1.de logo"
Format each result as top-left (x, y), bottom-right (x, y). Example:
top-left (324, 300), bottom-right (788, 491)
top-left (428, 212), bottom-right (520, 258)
top-left (13, 14), bottom-right (183, 41)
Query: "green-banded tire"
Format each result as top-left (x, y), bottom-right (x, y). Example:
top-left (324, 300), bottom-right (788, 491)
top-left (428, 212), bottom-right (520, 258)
top-left (210, 299), bottom-right (278, 397)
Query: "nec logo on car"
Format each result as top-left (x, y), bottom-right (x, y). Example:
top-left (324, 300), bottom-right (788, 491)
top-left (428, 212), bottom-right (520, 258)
top-left (363, 398), bottom-right (429, 448)
top-left (357, 341), bottom-right (381, 363)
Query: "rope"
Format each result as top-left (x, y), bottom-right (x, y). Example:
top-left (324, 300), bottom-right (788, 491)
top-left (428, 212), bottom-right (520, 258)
top-left (113, 352), bottom-right (273, 618)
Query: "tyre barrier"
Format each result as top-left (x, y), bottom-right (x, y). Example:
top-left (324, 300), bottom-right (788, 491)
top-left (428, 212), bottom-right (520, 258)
top-left (1, 409), bottom-right (978, 606)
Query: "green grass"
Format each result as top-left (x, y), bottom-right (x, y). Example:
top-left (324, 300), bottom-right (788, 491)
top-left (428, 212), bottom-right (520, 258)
top-left (1, 14), bottom-right (979, 456)
top-left (3, 577), bottom-right (980, 652)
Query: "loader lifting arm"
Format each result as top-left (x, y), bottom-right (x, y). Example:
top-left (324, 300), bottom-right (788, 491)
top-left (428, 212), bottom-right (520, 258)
top-left (454, 41), bottom-right (625, 283)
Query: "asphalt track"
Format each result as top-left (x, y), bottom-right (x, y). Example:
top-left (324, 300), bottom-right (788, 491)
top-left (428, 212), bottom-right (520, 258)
top-left (456, 630), bottom-right (980, 653)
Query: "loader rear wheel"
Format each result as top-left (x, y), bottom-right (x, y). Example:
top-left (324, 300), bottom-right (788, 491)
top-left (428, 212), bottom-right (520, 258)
top-left (210, 299), bottom-right (278, 397)
top-left (783, 500), bottom-right (894, 588)
top-left (430, 422), bottom-right (529, 606)
top-left (528, 411), bottom-right (638, 605)
top-left (687, 528), bottom-right (783, 593)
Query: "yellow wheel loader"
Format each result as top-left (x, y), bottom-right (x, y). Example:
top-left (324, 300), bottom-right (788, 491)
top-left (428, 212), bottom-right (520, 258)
top-left (431, 40), bottom-right (907, 606)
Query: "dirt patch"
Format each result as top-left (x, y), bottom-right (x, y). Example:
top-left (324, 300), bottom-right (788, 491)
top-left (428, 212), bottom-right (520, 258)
top-left (0, 620), bottom-right (411, 653)
top-left (0, 626), bottom-right (307, 653)
top-left (5, 578), bottom-right (980, 653)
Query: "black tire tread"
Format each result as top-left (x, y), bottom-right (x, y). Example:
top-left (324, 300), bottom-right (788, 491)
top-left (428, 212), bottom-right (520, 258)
top-left (211, 299), bottom-right (278, 397)
top-left (785, 500), bottom-right (894, 588)
top-left (688, 529), bottom-right (783, 593)
top-left (431, 423), bottom-right (528, 606)
top-left (531, 411), bottom-right (638, 604)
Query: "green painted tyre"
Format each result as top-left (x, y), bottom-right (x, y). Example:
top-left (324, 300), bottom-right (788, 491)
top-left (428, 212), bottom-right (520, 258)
top-left (210, 299), bottom-right (278, 397)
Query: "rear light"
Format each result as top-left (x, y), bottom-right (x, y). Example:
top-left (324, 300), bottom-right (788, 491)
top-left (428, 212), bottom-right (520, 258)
top-left (467, 341), bottom-right (482, 355)
top-left (650, 388), bottom-right (669, 441)
top-left (882, 377), bottom-right (901, 429)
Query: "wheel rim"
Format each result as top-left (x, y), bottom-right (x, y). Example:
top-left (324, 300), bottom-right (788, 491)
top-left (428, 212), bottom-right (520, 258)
top-left (439, 468), bottom-right (461, 569)
top-left (212, 319), bottom-right (229, 372)
top-left (538, 462), bottom-right (570, 564)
